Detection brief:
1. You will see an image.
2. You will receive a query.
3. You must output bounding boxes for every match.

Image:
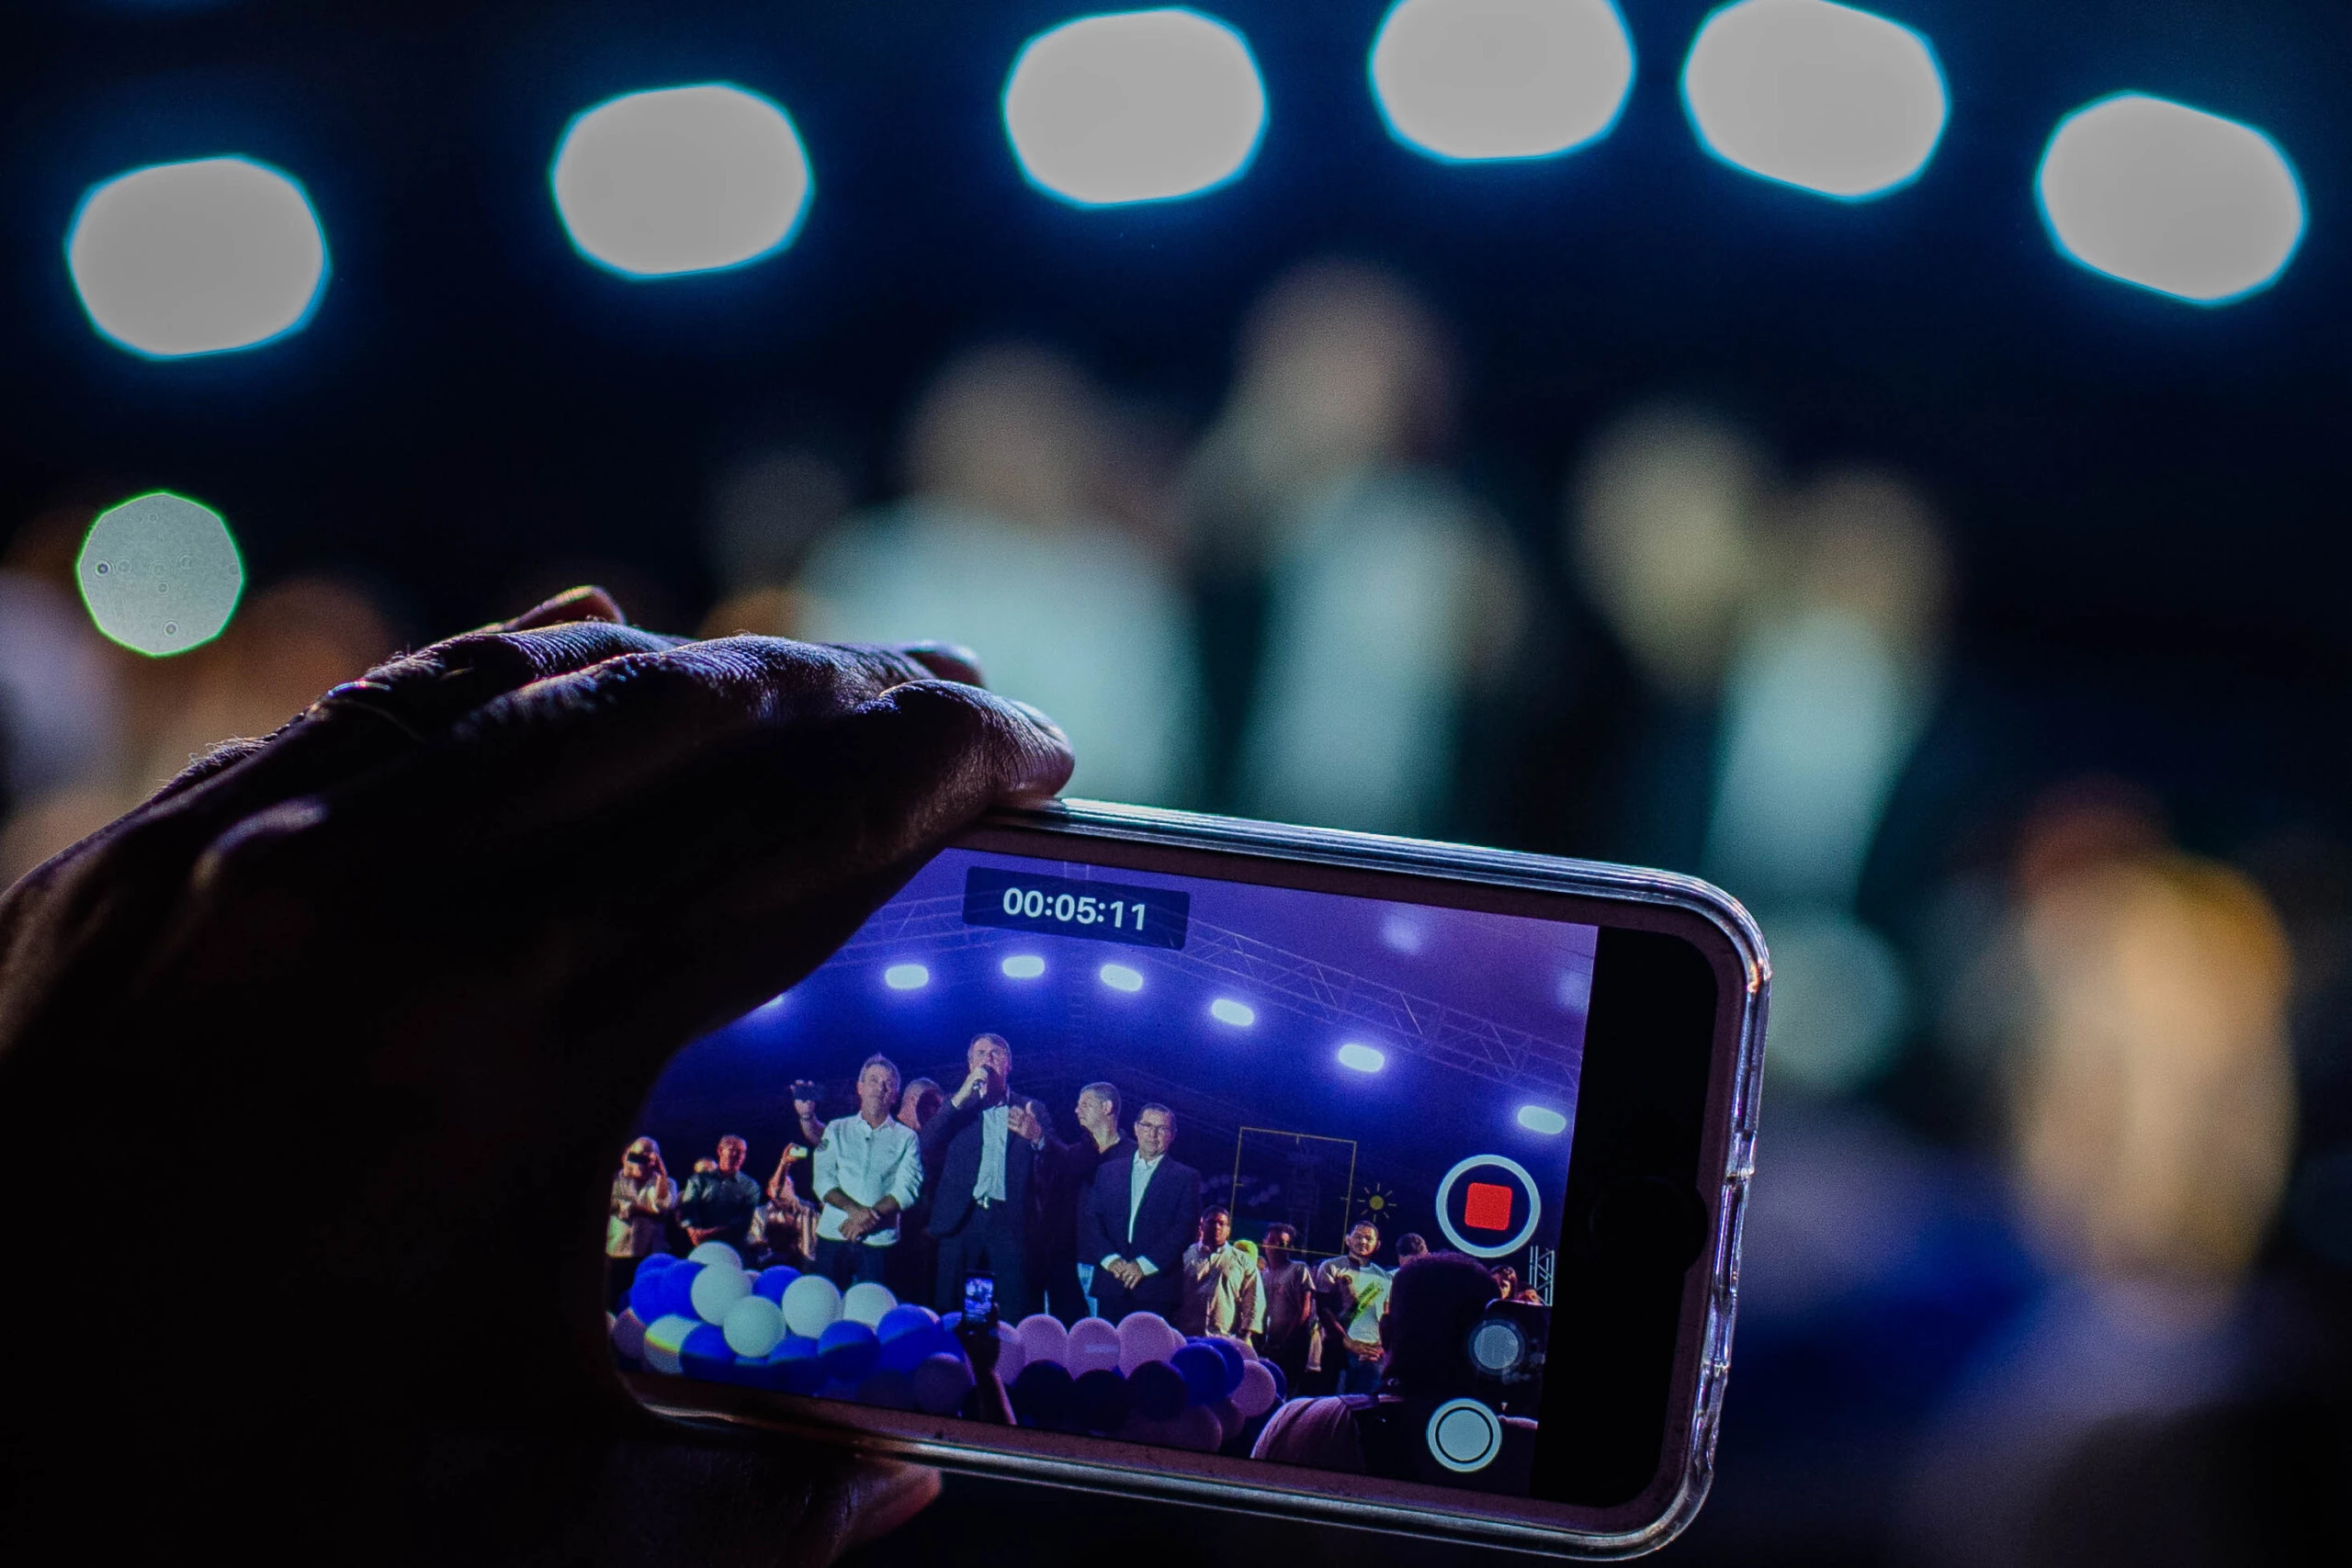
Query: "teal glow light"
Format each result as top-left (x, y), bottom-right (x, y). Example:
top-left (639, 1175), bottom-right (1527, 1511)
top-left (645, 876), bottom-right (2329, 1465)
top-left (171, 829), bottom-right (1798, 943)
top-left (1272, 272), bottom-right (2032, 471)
top-left (1369, 0), bottom-right (1634, 164)
top-left (76, 492), bottom-right (244, 657)
top-left (883, 964), bottom-right (930, 990)
top-left (550, 84), bottom-right (813, 277)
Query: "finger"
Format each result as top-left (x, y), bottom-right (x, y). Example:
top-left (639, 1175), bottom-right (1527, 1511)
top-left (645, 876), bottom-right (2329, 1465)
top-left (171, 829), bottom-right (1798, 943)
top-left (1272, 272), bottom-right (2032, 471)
top-left (503, 584), bottom-right (627, 631)
top-left (895, 640), bottom-right (985, 687)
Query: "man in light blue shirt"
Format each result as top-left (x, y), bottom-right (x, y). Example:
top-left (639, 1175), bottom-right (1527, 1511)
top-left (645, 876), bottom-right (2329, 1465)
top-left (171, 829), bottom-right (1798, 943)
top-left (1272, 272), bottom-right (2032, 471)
top-left (811, 1054), bottom-right (922, 1287)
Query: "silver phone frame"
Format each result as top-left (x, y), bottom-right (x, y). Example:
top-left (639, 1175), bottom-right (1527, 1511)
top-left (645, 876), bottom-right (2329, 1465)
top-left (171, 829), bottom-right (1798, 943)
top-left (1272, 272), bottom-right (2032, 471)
top-left (632, 799), bottom-right (1770, 1558)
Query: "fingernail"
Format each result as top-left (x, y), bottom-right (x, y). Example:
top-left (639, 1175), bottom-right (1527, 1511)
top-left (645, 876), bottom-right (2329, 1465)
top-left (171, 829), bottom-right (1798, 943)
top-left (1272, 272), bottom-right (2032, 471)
top-left (903, 642), bottom-right (985, 686)
top-left (505, 585), bottom-right (626, 631)
top-left (1010, 700), bottom-right (1066, 742)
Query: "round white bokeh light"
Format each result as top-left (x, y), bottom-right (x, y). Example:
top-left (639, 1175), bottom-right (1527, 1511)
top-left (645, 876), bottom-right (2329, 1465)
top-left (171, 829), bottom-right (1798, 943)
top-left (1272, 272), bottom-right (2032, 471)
top-left (1681, 0), bottom-right (1948, 199)
top-left (76, 492), bottom-right (244, 658)
top-left (67, 156), bottom-right (328, 357)
top-left (551, 83), bottom-right (813, 277)
top-left (1369, 0), bottom-right (1635, 163)
top-left (2036, 93), bottom-right (2305, 304)
top-left (1002, 8), bottom-right (1268, 206)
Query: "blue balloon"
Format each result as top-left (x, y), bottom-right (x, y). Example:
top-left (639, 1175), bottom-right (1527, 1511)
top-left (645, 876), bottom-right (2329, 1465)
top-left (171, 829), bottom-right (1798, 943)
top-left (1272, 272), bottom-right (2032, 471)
top-left (752, 1266), bottom-right (798, 1304)
top-left (636, 1252), bottom-right (681, 1275)
top-left (876, 1307), bottom-right (946, 1374)
top-left (654, 1260), bottom-right (705, 1323)
top-left (1202, 1337), bottom-right (1245, 1397)
top-left (1127, 1359), bottom-right (1187, 1421)
top-left (768, 1335), bottom-right (825, 1395)
top-left (628, 1271), bottom-right (669, 1324)
top-left (1170, 1343), bottom-right (1226, 1407)
top-left (817, 1319), bottom-right (879, 1384)
top-left (1263, 1359), bottom-right (1287, 1406)
top-left (1073, 1367), bottom-right (1131, 1433)
top-left (1008, 1360), bottom-right (1076, 1430)
top-left (681, 1323), bottom-right (733, 1379)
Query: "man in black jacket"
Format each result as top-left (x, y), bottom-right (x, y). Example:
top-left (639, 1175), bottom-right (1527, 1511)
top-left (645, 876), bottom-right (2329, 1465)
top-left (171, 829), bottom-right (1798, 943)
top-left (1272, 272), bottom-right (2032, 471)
top-left (921, 1032), bottom-right (1048, 1317)
top-left (1080, 1102), bottom-right (1200, 1323)
top-left (1035, 1080), bottom-right (1129, 1324)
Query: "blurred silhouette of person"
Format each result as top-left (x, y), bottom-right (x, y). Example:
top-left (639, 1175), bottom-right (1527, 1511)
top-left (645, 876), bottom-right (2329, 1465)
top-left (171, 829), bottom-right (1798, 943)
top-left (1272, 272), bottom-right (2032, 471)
top-left (1897, 790), bottom-right (2300, 1568)
top-left (1185, 260), bottom-right (1525, 835)
top-left (1253, 1253), bottom-right (1537, 1492)
top-left (606, 1138), bottom-right (675, 1308)
top-left (795, 344), bottom-right (1203, 806)
top-left (1395, 1233), bottom-right (1429, 1262)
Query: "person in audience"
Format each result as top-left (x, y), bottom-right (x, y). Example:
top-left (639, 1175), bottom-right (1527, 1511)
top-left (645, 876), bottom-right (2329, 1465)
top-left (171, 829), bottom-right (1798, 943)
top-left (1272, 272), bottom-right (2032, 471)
top-left (606, 1137), bottom-right (675, 1308)
top-left (1253, 1253), bottom-right (1537, 1492)
top-left (1259, 1223), bottom-right (1318, 1389)
top-left (1315, 1219), bottom-right (1393, 1394)
top-left (812, 1055), bottom-right (922, 1286)
top-left (1396, 1233), bottom-right (1429, 1261)
top-left (897, 1077), bottom-right (945, 1133)
top-left (1081, 1103), bottom-right (1199, 1323)
top-left (1035, 1079), bottom-right (1128, 1323)
top-left (679, 1134), bottom-right (761, 1253)
top-left (750, 1144), bottom-right (813, 1269)
top-left (1488, 1264), bottom-right (1519, 1301)
top-left (922, 1032), bottom-right (1049, 1317)
top-left (1178, 1203), bottom-right (1257, 1338)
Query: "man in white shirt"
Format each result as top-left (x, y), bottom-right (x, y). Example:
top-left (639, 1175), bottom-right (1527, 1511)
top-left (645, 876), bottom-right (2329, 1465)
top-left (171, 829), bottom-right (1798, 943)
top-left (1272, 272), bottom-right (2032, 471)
top-left (811, 1054), bottom-right (922, 1287)
top-left (1178, 1203), bottom-right (1258, 1337)
top-left (1313, 1219), bottom-right (1393, 1394)
top-left (1080, 1102), bottom-right (1200, 1323)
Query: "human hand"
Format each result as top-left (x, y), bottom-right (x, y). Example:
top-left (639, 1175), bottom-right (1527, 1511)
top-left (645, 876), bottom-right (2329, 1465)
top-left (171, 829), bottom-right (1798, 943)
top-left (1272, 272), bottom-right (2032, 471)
top-left (0, 589), bottom-right (1067, 1563)
top-left (1006, 1100), bottom-right (1041, 1142)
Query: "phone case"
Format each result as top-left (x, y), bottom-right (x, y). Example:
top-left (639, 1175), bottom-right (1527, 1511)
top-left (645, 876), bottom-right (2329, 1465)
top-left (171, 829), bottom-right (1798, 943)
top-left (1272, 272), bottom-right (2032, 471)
top-left (630, 798), bottom-right (1770, 1558)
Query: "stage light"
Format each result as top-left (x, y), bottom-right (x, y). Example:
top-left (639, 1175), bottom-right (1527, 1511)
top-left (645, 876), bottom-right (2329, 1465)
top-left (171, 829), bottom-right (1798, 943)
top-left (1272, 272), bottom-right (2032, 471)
top-left (883, 964), bottom-right (930, 990)
top-left (2035, 93), bottom-right (2304, 304)
top-left (1517, 1105), bottom-right (1569, 1135)
top-left (1337, 1043), bottom-right (1386, 1073)
top-left (76, 492), bottom-right (243, 657)
top-left (1380, 914), bottom-right (1425, 953)
top-left (1099, 963), bottom-right (1144, 992)
top-left (66, 156), bottom-right (328, 357)
top-left (1368, 0), bottom-right (1634, 163)
top-left (550, 83), bottom-right (813, 277)
top-left (1001, 8), bottom-right (1267, 206)
top-left (1680, 0), bottom-right (1947, 199)
top-left (1556, 969), bottom-right (1591, 1010)
top-left (1001, 954), bottom-right (1046, 978)
top-left (1209, 998), bottom-right (1255, 1026)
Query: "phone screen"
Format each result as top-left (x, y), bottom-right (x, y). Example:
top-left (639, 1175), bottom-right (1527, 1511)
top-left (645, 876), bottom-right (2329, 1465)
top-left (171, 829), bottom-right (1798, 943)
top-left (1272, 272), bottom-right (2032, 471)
top-left (616, 843), bottom-right (1600, 1497)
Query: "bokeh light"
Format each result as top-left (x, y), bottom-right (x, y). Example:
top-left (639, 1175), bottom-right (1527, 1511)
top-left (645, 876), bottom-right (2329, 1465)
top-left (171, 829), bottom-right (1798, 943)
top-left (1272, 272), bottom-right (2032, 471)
top-left (66, 156), bottom-right (328, 357)
top-left (75, 492), bottom-right (244, 657)
top-left (1680, 0), bottom-right (1947, 199)
top-left (550, 84), bottom-right (813, 277)
top-left (1368, 0), bottom-right (1634, 163)
top-left (2036, 93), bottom-right (2305, 304)
top-left (1001, 8), bottom-right (1268, 206)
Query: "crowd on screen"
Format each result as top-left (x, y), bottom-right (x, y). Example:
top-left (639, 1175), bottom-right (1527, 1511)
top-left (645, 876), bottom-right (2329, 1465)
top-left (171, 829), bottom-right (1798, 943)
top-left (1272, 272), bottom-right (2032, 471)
top-left (611, 1029), bottom-right (1539, 1395)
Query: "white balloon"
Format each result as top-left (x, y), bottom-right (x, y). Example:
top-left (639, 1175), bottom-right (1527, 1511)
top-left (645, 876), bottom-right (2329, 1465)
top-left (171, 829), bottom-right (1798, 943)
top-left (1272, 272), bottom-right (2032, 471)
top-left (690, 1263), bottom-right (752, 1325)
top-left (721, 1295), bottom-right (786, 1358)
top-left (687, 1241), bottom-right (743, 1269)
top-left (781, 1274), bottom-right (844, 1338)
top-left (1066, 1316), bottom-right (1123, 1375)
top-left (1114, 1311), bottom-right (1182, 1375)
top-left (609, 1309), bottom-right (647, 1362)
top-left (841, 1281), bottom-right (899, 1327)
top-left (1232, 1360), bottom-right (1279, 1418)
top-left (991, 1319), bottom-right (1028, 1384)
top-left (641, 1314), bottom-right (699, 1376)
top-left (1014, 1313), bottom-right (1069, 1367)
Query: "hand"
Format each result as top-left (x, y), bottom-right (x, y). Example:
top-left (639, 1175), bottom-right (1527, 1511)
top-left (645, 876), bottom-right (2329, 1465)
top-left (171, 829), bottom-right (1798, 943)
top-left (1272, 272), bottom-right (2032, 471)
top-left (955, 1064), bottom-right (991, 1106)
top-left (0, 590), bottom-right (1067, 1563)
top-left (1110, 1259), bottom-right (1145, 1289)
top-left (1005, 1100), bottom-right (1041, 1143)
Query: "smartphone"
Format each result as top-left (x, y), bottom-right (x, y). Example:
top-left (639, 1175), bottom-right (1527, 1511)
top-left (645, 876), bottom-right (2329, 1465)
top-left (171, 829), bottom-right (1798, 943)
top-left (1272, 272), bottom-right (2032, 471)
top-left (614, 801), bottom-right (1766, 1556)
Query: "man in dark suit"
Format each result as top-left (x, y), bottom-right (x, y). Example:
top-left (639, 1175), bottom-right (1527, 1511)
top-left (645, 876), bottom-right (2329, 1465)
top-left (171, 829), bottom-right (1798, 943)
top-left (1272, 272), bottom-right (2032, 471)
top-left (1080, 1101), bottom-right (1200, 1323)
top-left (921, 1032), bottom-right (1049, 1318)
top-left (1034, 1079), bottom-right (1130, 1324)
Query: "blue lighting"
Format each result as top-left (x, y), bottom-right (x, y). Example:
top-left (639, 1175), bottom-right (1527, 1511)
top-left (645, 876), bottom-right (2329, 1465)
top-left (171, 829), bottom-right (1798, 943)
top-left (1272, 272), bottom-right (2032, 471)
top-left (1099, 963), bottom-right (1145, 992)
top-left (1001, 954), bottom-right (1047, 978)
top-left (65, 156), bottom-right (329, 358)
top-left (1517, 1105), bottom-right (1569, 1135)
top-left (2036, 93), bottom-right (2305, 305)
top-left (550, 83), bottom-right (813, 277)
top-left (1680, 0), bottom-right (1947, 200)
top-left (1368, 0), bottom-right (1634, 164)
top-left (883, 964), bottom-right (930, 991)
top-left (1209, 998), bottom-right (1256, 1026)
top-left (1002, 8), bottom-right (1268, 207)
top-left (1337, 1043), bottom-right (1386, 1073)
